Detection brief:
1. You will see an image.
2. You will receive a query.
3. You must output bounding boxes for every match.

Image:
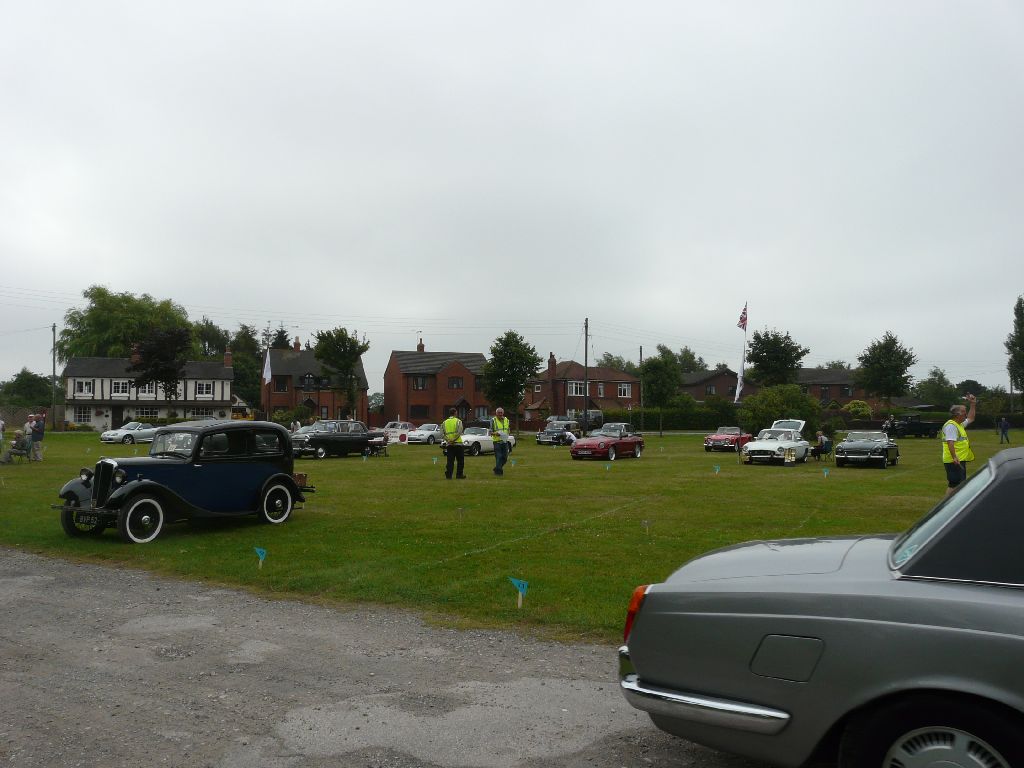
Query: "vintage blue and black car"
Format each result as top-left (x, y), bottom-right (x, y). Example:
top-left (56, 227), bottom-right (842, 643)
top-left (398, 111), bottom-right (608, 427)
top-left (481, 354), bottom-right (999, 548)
top-left (53, 420), bottom-right (314, 544)
top-left (619, 447), bottom-right (1024, 768)
top-left (834, 430), bottom-right (900, 468)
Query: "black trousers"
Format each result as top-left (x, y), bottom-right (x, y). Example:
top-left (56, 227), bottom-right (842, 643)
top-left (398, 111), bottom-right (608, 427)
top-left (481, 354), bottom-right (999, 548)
top-left (445, 443), bottom-right (465, 477)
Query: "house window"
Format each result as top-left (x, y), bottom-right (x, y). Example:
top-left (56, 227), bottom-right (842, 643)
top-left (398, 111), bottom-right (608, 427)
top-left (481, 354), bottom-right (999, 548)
top-left (534, 384), bottom-right (541, 393)
top-left (412, 376), bottom-right (427, 391)
top-left (597, 383), bottom-right (604, 397)
top-left (111, 380), bottom-right (130, 395)
top-left (800, 385), bottom-right (809, 395)
top-left (410, 404), bottom-right (430, 418)
top-left (193, 407), bottom-right (214, 418)
top-left (728, 385), bottom-right (736, 396)
top-left (320, 406), bottom-right (328, 419)
top-left (568, 381), bottom-right (586, 397)
top-left (475, 406), bottom-right (489, 420)
top-left (302, 374), bottom-right (316, 391)
top-left (448, 377), bottom-right (464, 390)
top-left (73, 406), bottom-right (92, 423)
top-left (820, 386), bottom-right (830, 401)
top-left (617, 383), bottom-right (631, 398)
top-left (274, 376), bottom-right (289, 393)
top-left (842, 385), bottom-right (853, 397)
top-left (138, 382), bottom-right (155, 395)
top-left (74, 380), bottom-right (94, 395)
top-left (705, 384), bottom-right (716, 396)
top-left (196, 382), bottom-right (213, 396)
top-left (136, 407), bottom-right (159, 418)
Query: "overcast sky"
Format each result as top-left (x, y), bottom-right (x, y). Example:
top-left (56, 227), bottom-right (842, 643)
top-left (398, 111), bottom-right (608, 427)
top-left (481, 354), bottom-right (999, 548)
top-left (2, 1), bottom-right (1022, 397)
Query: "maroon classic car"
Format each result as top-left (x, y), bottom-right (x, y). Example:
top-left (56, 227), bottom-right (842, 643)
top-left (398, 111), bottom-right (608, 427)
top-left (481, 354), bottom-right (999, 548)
top-left (703, 426), bottom-right (752, 452)
top-left (570, 423), bottom-right (643, 461)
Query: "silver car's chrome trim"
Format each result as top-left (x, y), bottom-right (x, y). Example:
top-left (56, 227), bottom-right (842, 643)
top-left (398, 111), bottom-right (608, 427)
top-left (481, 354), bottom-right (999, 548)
top-left (618, 647), bottom-right (789, 735)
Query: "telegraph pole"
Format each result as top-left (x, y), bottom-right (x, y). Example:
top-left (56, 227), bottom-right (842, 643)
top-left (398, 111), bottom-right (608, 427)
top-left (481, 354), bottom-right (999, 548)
top-left (583, 318), bottom-right (589, 432)
top-left (639, 345), bottom-right (644, 431)
top-left (51, 323), bottom-right (57, 429)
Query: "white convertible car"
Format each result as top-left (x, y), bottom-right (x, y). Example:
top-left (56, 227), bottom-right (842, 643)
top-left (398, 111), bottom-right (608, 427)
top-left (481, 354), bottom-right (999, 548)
top-left (741, 419), bottom-right (810, 464)
top-left (444, 426), bottom-right (517, 456)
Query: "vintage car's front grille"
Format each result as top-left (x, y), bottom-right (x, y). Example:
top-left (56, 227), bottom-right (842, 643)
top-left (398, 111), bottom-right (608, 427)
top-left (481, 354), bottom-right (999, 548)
top-left (747, 450), bottom-right (778, 459)
top-left (92, 458), bottom-right (117, 506)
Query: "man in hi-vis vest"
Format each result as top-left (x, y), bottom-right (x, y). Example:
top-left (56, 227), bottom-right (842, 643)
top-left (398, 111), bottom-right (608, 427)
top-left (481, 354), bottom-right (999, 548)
top-left (442, 408), bottom-right (466, 480)
top-left (942, 393), bottom-right (976, 496)
top-left (490, 407), bottom-right (511, 476)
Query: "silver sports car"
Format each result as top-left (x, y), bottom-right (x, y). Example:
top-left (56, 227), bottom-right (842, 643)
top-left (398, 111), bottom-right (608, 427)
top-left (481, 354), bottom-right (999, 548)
top-left (620, 447), bottom-right (1024, 768)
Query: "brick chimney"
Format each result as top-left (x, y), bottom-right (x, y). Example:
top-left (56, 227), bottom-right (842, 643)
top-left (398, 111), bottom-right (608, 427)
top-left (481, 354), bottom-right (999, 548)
top-left (416, 337), bottom-right (425, 352)
top-left (130, 344), bottom-right (141, 366)
top-left (293, 336), bottom-right (301, 352)
top-left (223, 348), bottom-right (233, 368)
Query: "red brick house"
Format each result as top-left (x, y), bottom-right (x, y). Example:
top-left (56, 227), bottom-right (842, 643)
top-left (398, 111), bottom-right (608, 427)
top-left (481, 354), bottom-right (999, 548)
top-left (797, 367), bottom-right (869, 407)
top-left (522, 354), bottom-right (641, 419)
top-left (261, 338), bottom-right (369, 422)
top-left (680, 368), bottom-right (756, 401)
top-left (383, 339), bottom-right (492, 424)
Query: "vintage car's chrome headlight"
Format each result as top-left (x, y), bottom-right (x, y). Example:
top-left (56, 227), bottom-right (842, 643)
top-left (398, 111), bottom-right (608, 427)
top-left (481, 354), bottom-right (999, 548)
top-left (113, 468), bottom-right (127, 485)
top-left (741, 444), bottom-right (750, 453)
top-left (776, 447), bottom-right (785, 454)
top-left (79, 468), bottom-right (94, 482)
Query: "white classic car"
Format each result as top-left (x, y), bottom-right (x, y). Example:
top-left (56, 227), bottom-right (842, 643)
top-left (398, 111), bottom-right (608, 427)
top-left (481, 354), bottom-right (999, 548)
top-left (741, 419), bottom-right (810, 464)
top-left (443, 426), bottom-right (517, 456)
top-left (406, 423), bottom-right (443, 444)
top-left (380, 421), bottom-right (414, 444)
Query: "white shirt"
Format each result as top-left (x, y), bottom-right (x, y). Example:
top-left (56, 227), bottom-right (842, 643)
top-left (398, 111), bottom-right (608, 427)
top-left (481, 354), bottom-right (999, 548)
top-left (943, 418), bottom-right (971, 442)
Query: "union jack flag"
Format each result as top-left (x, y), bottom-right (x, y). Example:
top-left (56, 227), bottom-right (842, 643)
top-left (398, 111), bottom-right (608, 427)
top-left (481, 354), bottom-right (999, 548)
top-left (737, 303), bottom-right (748, 331)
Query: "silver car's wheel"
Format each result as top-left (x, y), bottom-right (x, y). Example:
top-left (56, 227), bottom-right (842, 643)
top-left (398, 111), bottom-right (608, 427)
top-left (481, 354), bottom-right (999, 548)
top-left (122, 435), bottom-right (134, 444)
top-left (427, 436), bottom-right (435, 445)
top-left (117, 494), bottom-right (164, 544)
top-left (469, 443), bottom-right (481, 456)
top-left (260, 484), bottom-right (293, 524)
top-left (839, 695), bottom-right (1023, 768)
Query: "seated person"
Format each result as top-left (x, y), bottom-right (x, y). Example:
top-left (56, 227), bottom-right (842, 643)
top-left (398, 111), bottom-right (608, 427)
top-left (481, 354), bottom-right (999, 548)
top-left (0, 431), bottom-right (32, 464)
top-left (811, 431), bottom-right (832, 460)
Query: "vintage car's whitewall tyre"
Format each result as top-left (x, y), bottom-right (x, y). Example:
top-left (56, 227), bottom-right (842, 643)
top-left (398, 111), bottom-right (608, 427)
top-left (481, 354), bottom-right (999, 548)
top-left (60, 496), bottom-right (104, 537)
top-left (122, 435), bottom-right (134, 444)
top-left (117, 494), bottom-right (165, 544)
top-left (315, 446), bottom-right (327, 459)
top-left (260, 484), bottom-right (293, 524)
top-left (634, 444), bottom-right (642, 459)
top-left (607, 446), bottom-right (617, 461)
top-left (469, 443), bottom-right (481, 456)
top-left (838, 694), bottom-right (1022, 768)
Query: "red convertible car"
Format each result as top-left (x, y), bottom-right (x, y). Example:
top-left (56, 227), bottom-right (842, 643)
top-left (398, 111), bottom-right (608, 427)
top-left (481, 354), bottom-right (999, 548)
top-left (570, 423), bottom-right (643, 461)
top-left (704, 426), bottom-right (752, 452)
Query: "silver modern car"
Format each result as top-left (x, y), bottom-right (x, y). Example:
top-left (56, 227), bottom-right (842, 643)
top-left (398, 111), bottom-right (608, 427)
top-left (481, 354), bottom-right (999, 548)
top-left (99, 422), bottom-right (159, 444)
top-left (620, 447), bottom-right (1024, 768)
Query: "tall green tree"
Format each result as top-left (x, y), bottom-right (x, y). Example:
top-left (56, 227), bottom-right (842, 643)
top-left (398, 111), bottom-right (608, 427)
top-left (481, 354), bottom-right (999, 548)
top-left (481, 331), bottom-right (543, 420)
top-left (955, 379), bottom-right (987, 397)
top-left (595, 352), bottom-right (638, 376)
top-left (193, 316), bottom-right (231, 358)
top-left (314, 328), bottom-right (370, 414)
top-left (57, 285), bottom-right (194, 363)
top-left (231, 355), bottom-right (261, 411)
top-left (818, 360), bottom-right (851, 370)
top-left (368, 392), bottom-right (385, 413)
top-left (639, 354), bottom-right (682, 436)
top-left (855, 331), bottom-right (917, 406)
top-left (738, 384), bottom-right (821, 436)
top-left (129, 327), bottom-right (194, 408)
top-left (1006, 295), bottom-right (1024, 395)
top-left (745, 329), bottom-right (809, 386)
top-left (271, 325), bottom-right (292, 349)
top-left (913, 367), bottom-right (957, 408)
top-left (0, 368), bottom-right (62, 407)
top-left (231, 324), bottom-right (261, 359)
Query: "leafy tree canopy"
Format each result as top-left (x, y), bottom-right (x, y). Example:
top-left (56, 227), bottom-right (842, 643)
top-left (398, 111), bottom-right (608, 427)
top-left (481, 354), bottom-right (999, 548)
top-left (746, 329), bottom-right (809, 386)
top-left (656, 344), bottom-right (706, 373)
top-left (57, 285), bottom-right (194, 364)
top-left (271, 325), bottom-right (292, 350)
top-left (854, 331), bottom-right (917, 405)
top-left (738, 384), bottom-right (821, 436)
top-left (130, 327), bottom-right (193, 401)
top-left (955, 379), bottom-right (987, 397)
top-left (0, 368), bottom-right (62, 408)
top-left (639, 354), bottom-right (682, 435)
top-left (818, 360), bottom-right (851, 370)
top-left (231, 324), bottom-right (261, 359)
top-left (1005, 295), bottom-right (1024, 392)
top-left (482, 331), bottom-right (543, 415)
top-left (913, 367), bottom-right (957, 408)
top-left (230, 355), bottom-right (261, 411)
top-left (595, 352), bottom-right (638, 376)
top-left (841, 399), bottom-right (873, 419)
top-left (193, 316), bottom-right (231, 358)
top-left (314, 328), bottom-right (370, 412)
top-left (368, 392), bottom-right (384, 413)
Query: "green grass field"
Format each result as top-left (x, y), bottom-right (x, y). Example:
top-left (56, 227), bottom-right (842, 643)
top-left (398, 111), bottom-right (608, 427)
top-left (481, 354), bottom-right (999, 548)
top-left (0, 429), bottom-right (1008, 642)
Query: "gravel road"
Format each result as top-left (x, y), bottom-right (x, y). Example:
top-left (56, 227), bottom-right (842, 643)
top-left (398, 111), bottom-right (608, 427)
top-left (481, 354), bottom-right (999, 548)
top-left (0, 548), bottom-right (763, 768)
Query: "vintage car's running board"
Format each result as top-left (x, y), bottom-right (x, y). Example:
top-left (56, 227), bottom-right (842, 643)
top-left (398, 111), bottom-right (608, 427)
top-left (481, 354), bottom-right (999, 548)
top-left (618, 646), bottom-right (790, 735)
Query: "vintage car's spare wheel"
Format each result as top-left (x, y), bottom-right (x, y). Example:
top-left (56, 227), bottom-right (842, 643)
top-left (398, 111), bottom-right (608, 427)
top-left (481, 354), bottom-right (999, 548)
top-left (839, 694), bottom-right (1022, 768)
top-left (117, 494), bottom-right (164, 544)
top-left (260, 484), bottom-right (293, 524)
top-left (122, 435), bottom-right (134, 444)
top-left (60, 496), bottom-right (104, 537)
top-left (315, 446), bottom-right (327, 459)
top-left (607, 446), bottom-right (617, 461)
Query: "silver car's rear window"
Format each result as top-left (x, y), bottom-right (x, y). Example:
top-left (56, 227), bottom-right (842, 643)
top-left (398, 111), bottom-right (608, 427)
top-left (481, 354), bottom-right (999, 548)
top-left (890, 464), bottom-right (993, 568)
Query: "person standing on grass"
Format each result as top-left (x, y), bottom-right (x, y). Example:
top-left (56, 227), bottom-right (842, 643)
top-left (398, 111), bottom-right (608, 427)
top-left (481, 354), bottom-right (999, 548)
top-left (490, 407), bottom-right (511, 476)
top-left (31, 412), bottom-right (45, 461)
top-left (442, 408), bottom-right (465, 480)
top-left (999, 416), bottom-right (1011, 444)
top-left (942, 394), bottom-right (976, 496)
top-left (0, 416), bottom-right (5, 444)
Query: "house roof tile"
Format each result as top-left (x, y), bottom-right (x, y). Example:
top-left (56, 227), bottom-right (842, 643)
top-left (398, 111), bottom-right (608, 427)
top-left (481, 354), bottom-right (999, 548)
top-left (390, 350), bottom-right (487, 375)
top-left (62, 357), bottom-right (234, 380)
top-left (268, 348), bottom-right (369, 389)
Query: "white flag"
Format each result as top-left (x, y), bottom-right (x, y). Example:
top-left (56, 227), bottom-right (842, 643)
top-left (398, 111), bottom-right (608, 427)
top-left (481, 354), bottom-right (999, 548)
top-left (262, 350), bottom-right (272, 385)
top-left (734, 360), bottom-right (744, 404)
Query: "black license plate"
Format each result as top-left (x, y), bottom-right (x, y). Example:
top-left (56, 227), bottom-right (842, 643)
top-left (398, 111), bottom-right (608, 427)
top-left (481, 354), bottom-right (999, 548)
top-left (76, 513), bottom-right (100, 526)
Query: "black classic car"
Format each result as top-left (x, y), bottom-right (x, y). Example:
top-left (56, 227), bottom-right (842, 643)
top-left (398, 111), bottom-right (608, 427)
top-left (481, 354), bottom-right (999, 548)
top-left (290, 419), bottom-right (383, 458)
top-left (835, 430), bottom-right (900, 468)
top-left (54, 420), bottom-right (314, 544)
top-left (620, 448), bottom-right (1024, 768)
top-left (536, 420), bottom-right (581, 445)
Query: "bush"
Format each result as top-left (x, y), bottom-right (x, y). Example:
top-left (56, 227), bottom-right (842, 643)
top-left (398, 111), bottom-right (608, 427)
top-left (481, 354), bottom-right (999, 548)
top-left (841, 399), bottom-right (873, 420)
top-left (738, 385), bottom-right (821, 435)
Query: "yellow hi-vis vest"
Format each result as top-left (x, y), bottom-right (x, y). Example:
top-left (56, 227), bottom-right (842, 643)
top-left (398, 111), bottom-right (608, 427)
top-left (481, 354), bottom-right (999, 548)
top-left (942, 419), bottom-right (974, 463)
top-left (491, 416), bottom-right (510, 442)
top-left (443, 416), bottom-right (463, 444)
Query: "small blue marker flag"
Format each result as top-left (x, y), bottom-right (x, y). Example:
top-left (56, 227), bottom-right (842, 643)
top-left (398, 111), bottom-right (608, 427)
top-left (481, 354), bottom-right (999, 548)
top-left (823, 468), bottom-right (830, 478)
top-left (713, 464), bottom-right (721, 474)
top-left (605, 464), bottom-right (611, 471)
top-left (254, 547), bottom-right (267, 569)
top-left (508, 577), bottom-right (528, 596)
